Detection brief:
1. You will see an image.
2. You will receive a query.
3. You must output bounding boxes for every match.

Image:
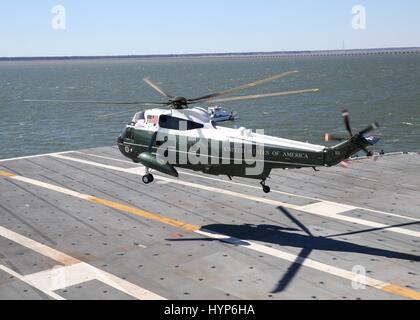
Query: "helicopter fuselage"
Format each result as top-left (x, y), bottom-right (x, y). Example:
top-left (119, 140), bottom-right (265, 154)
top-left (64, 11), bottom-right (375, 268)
top-left (117, 108), bottom-right (377, 185)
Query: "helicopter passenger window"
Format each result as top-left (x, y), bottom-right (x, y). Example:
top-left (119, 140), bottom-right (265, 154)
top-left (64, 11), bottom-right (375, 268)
top-left (159, 115), bottom-right (204, 131)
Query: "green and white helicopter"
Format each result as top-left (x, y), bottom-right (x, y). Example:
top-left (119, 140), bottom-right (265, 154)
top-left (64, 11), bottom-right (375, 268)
top-left (26, 71), bottom-right (380, 193)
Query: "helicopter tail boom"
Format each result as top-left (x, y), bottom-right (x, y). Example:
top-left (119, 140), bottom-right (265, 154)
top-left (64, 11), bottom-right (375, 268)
top-left (325, 134), bottom-right (380, 167)
top-left (323, 110), bottom-right (380, 166)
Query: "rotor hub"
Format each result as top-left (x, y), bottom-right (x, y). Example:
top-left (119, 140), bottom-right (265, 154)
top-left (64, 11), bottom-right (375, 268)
top-left (171, 97), bottom-right (188, 109)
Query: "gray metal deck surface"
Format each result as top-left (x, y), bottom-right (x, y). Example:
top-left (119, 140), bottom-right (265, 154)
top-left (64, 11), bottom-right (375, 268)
top-left (0, 147), bottom-right (419, 300)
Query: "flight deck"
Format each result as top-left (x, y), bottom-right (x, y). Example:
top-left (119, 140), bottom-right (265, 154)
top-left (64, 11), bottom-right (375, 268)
top-left (0, 146), bottom-right (419, 300)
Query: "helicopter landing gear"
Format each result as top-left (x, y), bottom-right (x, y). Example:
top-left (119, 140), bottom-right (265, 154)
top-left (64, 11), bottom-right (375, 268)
top-left (142, 168), bottom-right (154, 185)
top-left (142, 174), bottom-right (154, 184)
top-left (260, 179), bottom-right (271, 194)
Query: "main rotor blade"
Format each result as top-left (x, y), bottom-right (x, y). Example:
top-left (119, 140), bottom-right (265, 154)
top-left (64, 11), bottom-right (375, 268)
top-left (189, 70), bottom-right (300, 103)
top-left (342, 109), bottom-right (353, 137)
top-left (23, 99), bottom-right (169, 106)
top-left (272, 247), bottom-right (312, 293)
top-left (278, 206), bottom-right (314, 237)
top-left (97, 110), bottom-right (138, 119)
top-left (143, 77), bottom-right (173, 98)
top-left (194, 88), bottom-right (319, 104)
top-left (359, 122), bottom-right (380, 136)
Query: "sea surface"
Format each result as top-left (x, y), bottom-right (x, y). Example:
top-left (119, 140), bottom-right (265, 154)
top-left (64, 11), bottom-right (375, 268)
top-left (1, 54), bottom-right (420, 159)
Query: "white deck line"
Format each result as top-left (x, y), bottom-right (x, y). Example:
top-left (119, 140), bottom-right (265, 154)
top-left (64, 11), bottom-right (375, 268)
top-left (13, 176), bottom-right (92, 200)
top-left (0, 151), bottom-right (75, 163)
top-left (76, 151), bottom-right (420, 222)
top-left (0, 265), bottom-right (65, 300)
top-left (0, 225), bottom-right (165, 300)
top-left (51, 154), bottom-right (420, 239)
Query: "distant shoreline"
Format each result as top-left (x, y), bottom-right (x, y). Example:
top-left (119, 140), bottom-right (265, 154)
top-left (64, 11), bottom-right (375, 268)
top-left (1, 47), bottom-right (419, 61)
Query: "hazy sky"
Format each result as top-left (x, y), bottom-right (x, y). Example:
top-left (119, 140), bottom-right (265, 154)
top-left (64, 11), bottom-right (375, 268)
top-left (1, 0), bottom-right (419, 57)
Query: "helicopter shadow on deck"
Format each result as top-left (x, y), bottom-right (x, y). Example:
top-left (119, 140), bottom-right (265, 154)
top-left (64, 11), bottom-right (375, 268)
top-left (166, 207), bottom-right (420, 294)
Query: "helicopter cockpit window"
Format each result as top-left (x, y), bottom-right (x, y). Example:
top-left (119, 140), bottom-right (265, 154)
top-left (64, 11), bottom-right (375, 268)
top-left (159, 115), bottom-right (204, 131)
top-left (120, 126), bottom-right (135, 140)
top-left (127, 127), bottom-right (135, 140)
top-left (132, 112), bottom-right (145, 123)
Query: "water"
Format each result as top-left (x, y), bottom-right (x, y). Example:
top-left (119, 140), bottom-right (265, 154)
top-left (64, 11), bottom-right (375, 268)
top-left (1, 54), bottom-right (420, 159)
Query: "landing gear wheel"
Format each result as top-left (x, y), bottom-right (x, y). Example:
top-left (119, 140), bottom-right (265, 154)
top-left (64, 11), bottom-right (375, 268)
top-left (263, 185), bottom-right (271, 194)
top-left (142, 174), bottom-right (154, 184)
top-left (260, 179), bottom-right (271, 194)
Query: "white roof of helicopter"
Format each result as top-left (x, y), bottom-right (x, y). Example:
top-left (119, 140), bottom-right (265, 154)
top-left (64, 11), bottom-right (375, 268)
top-left (144, 108), bottom-right (211, 125)
top-left (139, 108), bottom-right (325, 152)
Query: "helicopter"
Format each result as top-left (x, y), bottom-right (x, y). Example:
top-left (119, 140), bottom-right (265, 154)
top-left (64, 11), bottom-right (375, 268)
top-left (25, 71), bottom-right (380, 193)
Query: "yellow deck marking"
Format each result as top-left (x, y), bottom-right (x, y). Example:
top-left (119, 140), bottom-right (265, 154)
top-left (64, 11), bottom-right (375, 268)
top-left (0, 170), bottom-right (15, 177)
top-left (382, 284), bottom-right (420, 300)
top-left (88, 197), bottom-right (200, 232)
top-left (1, 168), bottom-right (419, 300)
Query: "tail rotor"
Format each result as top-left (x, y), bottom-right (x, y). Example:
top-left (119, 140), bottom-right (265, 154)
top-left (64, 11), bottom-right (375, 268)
top-left (325, 109), bottom-right (381, 167)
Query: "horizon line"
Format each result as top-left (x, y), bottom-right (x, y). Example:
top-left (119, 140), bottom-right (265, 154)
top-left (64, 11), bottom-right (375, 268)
top-left (1, 46), bottom-right (420, 61)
